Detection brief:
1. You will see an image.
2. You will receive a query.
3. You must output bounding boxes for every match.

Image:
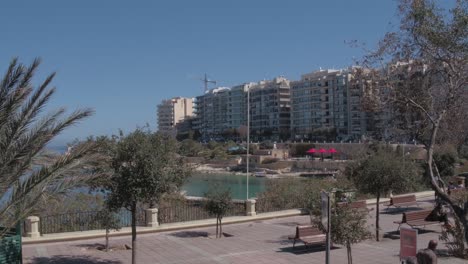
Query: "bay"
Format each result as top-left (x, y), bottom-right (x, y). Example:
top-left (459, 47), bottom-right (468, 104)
top-left (182, 173), bottom-right (267, 200)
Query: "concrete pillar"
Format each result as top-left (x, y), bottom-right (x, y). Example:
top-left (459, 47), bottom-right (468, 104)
top-left (146, 208), bottom-right (159, 228)
top-left (25, 216), bottom-right (40, 238)
top-left (246, 199), bottom-right (256, 216)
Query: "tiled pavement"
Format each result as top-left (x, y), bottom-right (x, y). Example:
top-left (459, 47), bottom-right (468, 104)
top-left (23, 200), bottom-right (468, 264)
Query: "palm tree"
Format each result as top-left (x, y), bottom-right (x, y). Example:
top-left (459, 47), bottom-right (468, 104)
top-left (0, 58), bottom-right (94, 235)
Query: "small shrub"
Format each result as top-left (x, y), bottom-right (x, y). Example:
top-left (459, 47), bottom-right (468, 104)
top-left (204, 185), bottom-right (232, 238)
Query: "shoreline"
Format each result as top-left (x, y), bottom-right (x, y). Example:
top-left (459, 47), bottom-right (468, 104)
top-left (194, 165), bottom-right (306, 178)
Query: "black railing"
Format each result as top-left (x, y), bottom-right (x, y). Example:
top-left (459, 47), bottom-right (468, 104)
top-left (39, 209), bottom-right (146, 235)
top-left (38, 199), bottom-right (247, 234)
top-left (256, 196), bottom-right (304, 213)
top-left (158, 199), bottom-right (245, 224)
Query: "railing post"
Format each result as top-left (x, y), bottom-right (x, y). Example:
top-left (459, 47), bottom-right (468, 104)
top-left (25, 216), bottom-right (40, 238)
top-left (146, 208), bottom-right (159, 228)
top-left (246, 199), bottom-right (256, 216)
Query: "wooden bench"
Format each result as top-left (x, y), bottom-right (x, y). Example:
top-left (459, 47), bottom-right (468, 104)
top-left (386, 195), bottom-right (419, 211)
top-left (393, 209), bottom-right (441, 231)
top-left (288, 225), bottom-right (327, 249)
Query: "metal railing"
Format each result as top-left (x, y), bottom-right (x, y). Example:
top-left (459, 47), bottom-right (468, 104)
top-left (39, 209), bottom-right (146, 235)
top-left (158, 199), bottom-right (245, 224)
top-left (38, 198), bottom-right (248, 234)
top-left (256, 196), bottom-right (304, 213)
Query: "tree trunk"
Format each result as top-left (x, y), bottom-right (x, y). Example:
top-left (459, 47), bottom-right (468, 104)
top-left (426, 115), bottom-right (468, 243)
top-left (219, 217), bottom-right (222, 238)
top-left (105, 228), bottom-right (109, 252)
top-left (131, 202), bottom-right (137, 264)
top-left (347, 243), bottom-right (352, 264)
top-left (216, 217), bottom-right (219, 238)
top-left (376, 193), bottom-right (380, 241)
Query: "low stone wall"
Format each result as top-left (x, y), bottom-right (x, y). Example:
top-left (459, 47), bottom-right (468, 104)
top-left (23, 191), bottom-right (435, 244)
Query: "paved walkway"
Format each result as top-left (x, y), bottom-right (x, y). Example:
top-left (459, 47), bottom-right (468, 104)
top-left (23, 200), bottom-right (467, 264)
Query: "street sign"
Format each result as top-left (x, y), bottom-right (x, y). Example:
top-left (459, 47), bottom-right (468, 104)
top-left (321, 190), bottom-right (331, 264)
top-left (321, 191), bottom-right (329, 232)
top-left (400, 227), bottom-right (418, 261)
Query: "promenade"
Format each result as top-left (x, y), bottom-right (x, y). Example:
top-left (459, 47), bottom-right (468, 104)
top-left (23, 199), bottom-right (466, 264)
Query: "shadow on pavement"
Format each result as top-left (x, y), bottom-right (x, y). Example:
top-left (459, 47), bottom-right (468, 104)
top-left (277, 245), bottom-right (340, 255)
top-left (28, 255), bottom-right (122, 264)
top-left (74, 243), bottom-right (105, 249)
top-left (382, 207), bottom-right (423, 215)
top-left (170, 231), bottom-right (209, 238)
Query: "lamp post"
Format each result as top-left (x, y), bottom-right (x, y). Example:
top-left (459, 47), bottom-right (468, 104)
top-left (246, 87), bottom-right (250, 200)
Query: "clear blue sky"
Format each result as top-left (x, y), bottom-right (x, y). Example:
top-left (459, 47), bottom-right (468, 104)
top-left (0, 0), bottom-right (453, 146)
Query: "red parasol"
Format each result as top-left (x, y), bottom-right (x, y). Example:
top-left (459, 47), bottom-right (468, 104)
top-left (306, 148), bottom-right (317, 154)
top-left (329, 148), bottom-right (338, 160)
top-left (319, 148), bottom-right (327, 161)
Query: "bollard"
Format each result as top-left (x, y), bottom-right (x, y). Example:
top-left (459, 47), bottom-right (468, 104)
top-left (146, 208), bottom-right (159, 228)
top-left (246, 199), bottom-right (256, 216)
top-left (25, 216), bottom-right (40, 238)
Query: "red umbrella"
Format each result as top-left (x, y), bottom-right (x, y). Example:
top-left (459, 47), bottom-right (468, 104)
top-left (319, 148), bottom-right (327, 161)
top-left (306, 148), bottom-right (317, 154)
top-left (329, 148), bottom-right (337, 159)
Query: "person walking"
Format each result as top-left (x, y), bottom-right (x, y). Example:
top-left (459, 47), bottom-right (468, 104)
top-left (416, 240), bottom-right (438, 264)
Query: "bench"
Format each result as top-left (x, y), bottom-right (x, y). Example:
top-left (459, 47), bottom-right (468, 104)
top-left (288, 225), bottom-right (327, 249)
top-left (386, 195), bottom-right (419, 211)
top-left (393, 209), bottom-right (441, 231)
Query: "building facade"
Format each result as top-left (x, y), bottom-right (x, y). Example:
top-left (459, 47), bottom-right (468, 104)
top-left (249, 77), bottom-right (291, 141)
top-left (157, 97), bottom-right (194, 137)
top-left (290, 69), bottom-right (369, 141)
top-left (193, 87), bottom-right (231, 140)
top-left (160, 69), bottom-right (391, 142)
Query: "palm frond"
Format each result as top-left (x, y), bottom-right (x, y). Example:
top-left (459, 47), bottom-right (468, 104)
top-left (0, 58), bottom-right (94, 233)
top-left (0, 141), bottom-right (97, 219)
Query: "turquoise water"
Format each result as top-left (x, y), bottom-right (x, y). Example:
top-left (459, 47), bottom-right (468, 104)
top-left (182, 173), bottom-right (267, 199)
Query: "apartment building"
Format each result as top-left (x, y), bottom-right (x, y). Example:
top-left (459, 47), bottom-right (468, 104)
top-left (193, 79), bottom-right (290, 141)
top-left (157, 97), bottom-right (194, 137)
top-left (193, 87), bottom-right (230, 140)
top-left (163, 69), bottom-right (389, 142)
top-left (227, 83), bottom-right (256, 131)
top-left (290, 69), bottom-right (369, 141)
top-left (249, 77), bottom-right (291, 141)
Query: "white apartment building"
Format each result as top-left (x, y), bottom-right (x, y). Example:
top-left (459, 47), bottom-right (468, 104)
top-left (290, 69), bottom-right (369, 141)
top-left (249, 77), bottom-right (291, 141)
top-left (157, 97), bottom-right (194, 137)
top-left (193, 87), bottom-right (231, 140)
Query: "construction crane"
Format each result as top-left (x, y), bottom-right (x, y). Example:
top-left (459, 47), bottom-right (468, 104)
top-left (201, 73), bottom-right (216, 93)
top-left (198, 74), bottom-right (217, 141)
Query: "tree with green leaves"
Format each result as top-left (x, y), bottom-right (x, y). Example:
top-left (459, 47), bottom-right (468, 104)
top-left (204, 186), bottom-right (232, 238)
top-left (357, 0), bottom-right (468, 243)
top-left (347, 147), bottom-right (420, 241)
top-left (106, 129), bottom-right (191, 264)
top-left (0, 58), bottom-right (94, 236)
top-left (433, 148), bottom-right (458, 178)
top-left (97, 208), bottom-right (121, 252)
top-left (329, 205), bottom-right (372, 264)
top-left (178, 139), bottom-right (204, 157)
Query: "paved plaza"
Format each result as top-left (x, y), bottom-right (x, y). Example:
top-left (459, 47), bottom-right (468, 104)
top-left (23, 200), bottom-right (467, 264)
